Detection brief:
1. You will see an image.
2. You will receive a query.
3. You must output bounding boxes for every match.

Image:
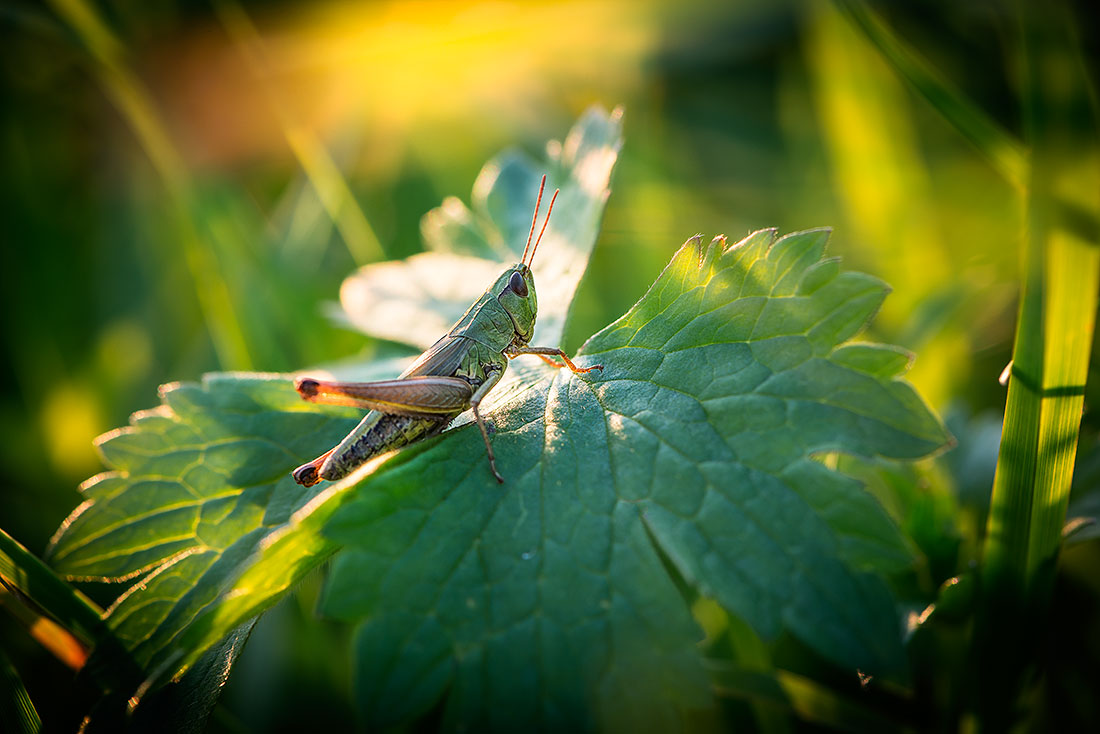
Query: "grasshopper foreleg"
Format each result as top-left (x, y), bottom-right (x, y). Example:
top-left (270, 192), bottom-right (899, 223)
top-left (506, 346), bottom-right (603, 374)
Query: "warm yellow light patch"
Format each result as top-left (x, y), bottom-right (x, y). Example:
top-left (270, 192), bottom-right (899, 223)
top-left (29, 615), bottom-right (89, 670)
top-left (151, 0), bottom-right (656, 169)
top-left (96, 318), bottom-right (153, 383)
top-left (40, 382), bottom-right (102, 476)
top-left (691, 596), bottom-right (730, 644)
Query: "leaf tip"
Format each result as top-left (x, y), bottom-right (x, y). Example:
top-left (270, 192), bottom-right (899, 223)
top-left (44, 499), bottom-right (94, 561)
top-left (77, 471), bottom-right (115, 493)
top-left (685, 233), bottom-right (705, 255)
top-left (726, 227), bottom-right (778, 255)
top-left (92, 425), bottom-right (132, 452)
top-left (698, 234), bottom-right (727, 267)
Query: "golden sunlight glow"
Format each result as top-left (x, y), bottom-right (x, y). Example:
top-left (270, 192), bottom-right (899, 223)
top-left (29, 615), bottom-right (89, 670)
top-left (156, 1), bottom-right (656, 169)
top-left (41, 382), bottom-right (102, 476)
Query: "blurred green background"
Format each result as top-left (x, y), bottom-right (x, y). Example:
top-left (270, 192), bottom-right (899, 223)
top-left (2, 0), bottom-right (1098, 730)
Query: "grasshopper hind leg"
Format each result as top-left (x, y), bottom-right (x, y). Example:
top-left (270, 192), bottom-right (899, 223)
top-left (291, 368), bottom-right (510, 485)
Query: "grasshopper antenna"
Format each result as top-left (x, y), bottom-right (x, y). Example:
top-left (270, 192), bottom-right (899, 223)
top-left (527, 186), bottom-right (558, 266)
top-left (521, 174), bottom-right (547, 266)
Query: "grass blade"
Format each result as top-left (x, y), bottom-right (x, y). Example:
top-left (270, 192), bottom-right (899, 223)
top-left (0, 529), bottom-right (104, 652)
top-left (834, 0), bottom-right (1099, 241)
top-left (982, 0), bottom-right (1099, 616)
top-left (46, 0), bottom-right (254, 369)
top-left (976, 1), bottom-right (1100, 727)
top-left (0, 647), bottom-right (40, 734)
top-left (832, 0), bottom-right (1028, 190)
top-left (214, 0), bottom-right (384, 266)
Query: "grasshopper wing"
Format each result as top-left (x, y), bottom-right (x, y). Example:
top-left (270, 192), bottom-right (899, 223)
top-left (401, 333), bottom-right (476, 378)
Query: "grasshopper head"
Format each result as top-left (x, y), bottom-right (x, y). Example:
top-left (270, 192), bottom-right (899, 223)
top-left (498, 173), bottom-right (556, 345)
top-left (496, 264), bottom-right (537, 344)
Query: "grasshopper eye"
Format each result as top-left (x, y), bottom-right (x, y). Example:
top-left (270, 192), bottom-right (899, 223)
top-left (509, 271), bottom-right (529, 297)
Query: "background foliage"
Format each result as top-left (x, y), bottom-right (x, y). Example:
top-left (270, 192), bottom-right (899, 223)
top-left (2, 0), bottom-right (1098, 731)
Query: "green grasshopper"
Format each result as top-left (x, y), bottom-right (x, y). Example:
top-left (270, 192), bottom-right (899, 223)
top-left (292, 175), bottom-right (602, 486)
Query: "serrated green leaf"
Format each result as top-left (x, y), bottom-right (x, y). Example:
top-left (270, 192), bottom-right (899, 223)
top-left (46, 374), bottom-right (363, 677)
top-left (313, 229), bottom-right (949, 730)
top-left (46, 108), bottom-right (948, 729)
top-left (50, 226), bottom-right (947, 727)
top-left (44, 108), bottom-right (626, 705)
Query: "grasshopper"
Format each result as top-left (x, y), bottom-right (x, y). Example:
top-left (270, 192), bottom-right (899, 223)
top-left (292, 175), bottom-right (602, 486)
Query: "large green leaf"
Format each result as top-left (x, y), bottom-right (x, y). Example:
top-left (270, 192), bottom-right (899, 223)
top-left (44, 107), bottom-right (625, 698)
top-left (46, 107), bottom-right (948, 728)
top-left (45, 374), bottom-right (361, 672)
top-left (317, 228), bottom-right (948, 731)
